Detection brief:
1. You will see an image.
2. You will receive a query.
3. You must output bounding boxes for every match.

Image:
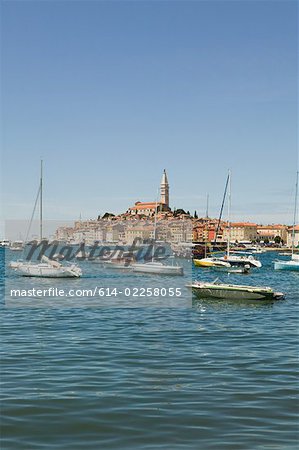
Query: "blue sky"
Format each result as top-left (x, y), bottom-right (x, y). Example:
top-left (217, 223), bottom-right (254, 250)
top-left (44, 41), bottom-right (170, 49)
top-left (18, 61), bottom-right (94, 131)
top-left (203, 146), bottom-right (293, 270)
top-left (1, 0), bottom-right (298, 230)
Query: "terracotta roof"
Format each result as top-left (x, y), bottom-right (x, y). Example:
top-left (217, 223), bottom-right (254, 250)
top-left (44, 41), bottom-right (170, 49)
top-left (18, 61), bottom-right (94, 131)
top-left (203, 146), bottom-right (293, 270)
top-left (130, 202), bottom-right (163, 210)
top-left (257, 224), bottom-right (285, 229)
top-left (230, 222), bottom-right (257, 227)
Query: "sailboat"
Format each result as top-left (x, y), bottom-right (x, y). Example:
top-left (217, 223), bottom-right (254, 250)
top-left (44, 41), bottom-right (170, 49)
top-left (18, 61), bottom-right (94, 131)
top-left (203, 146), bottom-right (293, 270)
top-left (274, 171), bottom-right (299, 271)
top-left (132, 187), bottom-right (184, 276)
top-left (10, 161), bottom-right (82, 278)
top-left (194, 172), bottom-right (260, 272)
top-left (193, 193), bottom-right (232, 269)
top-left (218, 172), bottom-right (261, 269)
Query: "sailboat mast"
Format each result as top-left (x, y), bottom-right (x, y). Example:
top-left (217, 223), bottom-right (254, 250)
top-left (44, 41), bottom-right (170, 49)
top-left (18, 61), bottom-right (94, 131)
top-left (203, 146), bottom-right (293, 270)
top-left (205, 194), bottom-right (209, 218)
top-left (40, 160), bottom-right (43, 242)
top-left (152, 195), bottom-right (158, 262)
top-left (291, 171), bottom-right (298, 257)
top-left (227, 170), bottom-right (231, 257)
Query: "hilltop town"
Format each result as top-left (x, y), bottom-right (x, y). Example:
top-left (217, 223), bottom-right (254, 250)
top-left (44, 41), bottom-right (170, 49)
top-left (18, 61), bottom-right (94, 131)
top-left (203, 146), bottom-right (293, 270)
top-left (54, 170), bottom-right (298, 248)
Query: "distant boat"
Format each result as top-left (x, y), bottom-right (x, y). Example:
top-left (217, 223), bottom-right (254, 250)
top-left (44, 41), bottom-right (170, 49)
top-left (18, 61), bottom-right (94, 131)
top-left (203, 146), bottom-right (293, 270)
top-left (242, 246), bottom-right (265, 254)
top-left (0, 240), bottom-right (11, 247)
top-left (274, 172), bottom-right (299, 271)
top-left (11, 161), bottom-right (82, 278)
top-left (193, 257), bottom-right (231, 268)
top-left (10, 240), bottom-right (24, 251)
top-left (188, 280), bottom-right (284, 301)
top-left (132, 260), bottom-right (184, 276)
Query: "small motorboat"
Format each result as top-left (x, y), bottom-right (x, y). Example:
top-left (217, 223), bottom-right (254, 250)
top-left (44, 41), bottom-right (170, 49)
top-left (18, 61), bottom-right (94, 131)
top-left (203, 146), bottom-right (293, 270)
top-left (193, 257), bottom-right (231, 268)
top-left (193, 257), bottom-right (251, 273)
top-left (218, 253), bottom-right (262, 268)
top-left (187, 279), bottom-right (284, 301)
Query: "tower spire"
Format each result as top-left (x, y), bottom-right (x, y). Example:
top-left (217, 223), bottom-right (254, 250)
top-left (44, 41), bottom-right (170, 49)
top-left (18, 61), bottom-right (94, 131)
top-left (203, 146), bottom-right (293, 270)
top-left (160, 169), bottom-right (169, 207)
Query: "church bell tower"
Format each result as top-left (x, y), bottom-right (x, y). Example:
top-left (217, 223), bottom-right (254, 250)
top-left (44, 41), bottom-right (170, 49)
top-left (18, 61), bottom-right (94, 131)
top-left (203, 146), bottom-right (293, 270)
top-left (160, 169), bottom-right (169, 207)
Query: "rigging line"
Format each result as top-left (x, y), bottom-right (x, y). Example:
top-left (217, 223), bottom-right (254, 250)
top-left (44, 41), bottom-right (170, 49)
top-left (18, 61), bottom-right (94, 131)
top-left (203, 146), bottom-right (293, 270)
top-left (291, 171), bottom-right (298, 256)
top-left (24, 184), bottom-right (41, 244)
top-left (213, 172), bottom-right (229, 247)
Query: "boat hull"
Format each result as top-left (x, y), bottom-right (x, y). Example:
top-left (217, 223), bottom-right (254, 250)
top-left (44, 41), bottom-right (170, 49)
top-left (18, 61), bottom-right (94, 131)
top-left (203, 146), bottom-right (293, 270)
top-left (132, 263), bottom-right (183, 275)
top-left (220, 256), bottom-right (262, 268)
top-left (193, 258), bottom-right (230, 268)
top-left (14, 263), bottom-right (81, 278)
top-left (274, 261), bottom-right (299, 271)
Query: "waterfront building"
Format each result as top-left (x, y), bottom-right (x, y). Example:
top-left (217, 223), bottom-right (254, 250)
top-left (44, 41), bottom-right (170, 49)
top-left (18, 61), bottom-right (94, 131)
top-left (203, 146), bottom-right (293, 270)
top-left (223, 222), bottom-right (258, 243)
top-left (257, 224), bottom-right (288, 243)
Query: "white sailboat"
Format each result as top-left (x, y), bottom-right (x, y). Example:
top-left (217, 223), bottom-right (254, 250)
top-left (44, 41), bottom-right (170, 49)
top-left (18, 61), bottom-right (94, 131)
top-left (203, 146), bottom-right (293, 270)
top-left (218, 171), bottom-right (261, 269)
top-left (274, 171), bottom-right (299, 271)
top-left (132, 258), bottom-right (184, 276)
top-left (10, 161), bottom-right (82, 278)
top-left (194, 171), bottom-right (260, 271)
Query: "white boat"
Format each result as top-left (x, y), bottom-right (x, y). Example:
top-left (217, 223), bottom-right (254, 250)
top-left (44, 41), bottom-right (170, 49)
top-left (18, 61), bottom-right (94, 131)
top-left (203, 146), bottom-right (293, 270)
top-left (244, 246), bottom-right (265, 254)
top-left (193, 257), bottom-right (231, 268)
top-left (220, 173), bottom-right (261, 269)
top-left (10, 241), bottom-right (24, 251)
top-left (219, 253), bottom-right (262, 268)
top-left (132, 260), bottom-right (183, 275)
top-left (0, 240), bottom-right (11, 247)
top-left (194, 172), bottom-right (260, 272)
top-left (274, 254), bottom-right (299, 271)
top-left (188, 280), bottom-right (284, 301)
top-left (274, 172), bottom-right (299, 271)
top-left (11, 161), bottom-right (82, 278)
top-left (10, 255), bottom-right (82, 278)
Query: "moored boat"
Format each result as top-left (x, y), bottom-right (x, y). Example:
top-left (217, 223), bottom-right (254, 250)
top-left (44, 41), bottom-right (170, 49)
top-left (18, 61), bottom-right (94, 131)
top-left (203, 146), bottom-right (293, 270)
top-left (10, 161), bottom-right (82, 278)
top-left (219, 253), bottom-right (262, 268)
top-left (274, 254), bottom-right (299, 271)
top-left (193, 257), bottom-right (231, 268)
top-left (274, 172), bottom-right (299, 272)
top-left (10, 255), bottom-right (82, 278)
top-left (188, 280), bottom-right (284, 301)
top-left (132, 260), bottom-right (184, 275)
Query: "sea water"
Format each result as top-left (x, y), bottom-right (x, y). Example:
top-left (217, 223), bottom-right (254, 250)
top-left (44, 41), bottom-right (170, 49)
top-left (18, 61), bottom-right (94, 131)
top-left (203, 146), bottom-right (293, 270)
top-left (1, 248), bottom-right (298, 449)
